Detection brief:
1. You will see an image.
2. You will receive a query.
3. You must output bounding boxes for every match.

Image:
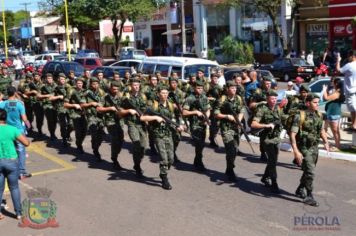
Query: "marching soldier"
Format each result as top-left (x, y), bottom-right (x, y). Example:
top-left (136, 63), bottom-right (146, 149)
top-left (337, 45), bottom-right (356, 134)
top-left (183, 80), bottom-right (211, 171)
top-left (97, 81), bottom-right (124, 169)
top-left (64, 78), bottom-right (87, 154)
top-left (251, 90), bottom-right (284, 193)
top-left (118, 78), bottom-right (148, 177)
top-left (18, 73), bottom-right (34, 133)
top-left (206, 73), bottom-right (223, 147)
top-left (30, 72), bottom-right (44, 136)
top-left (96, 70), bottom-right (109, 92)
top-left (141, 85), bottom-right (184, 189)
top-left (215, 81), bottom-right (245, 182)
top-left (37, 73), bottom-right (57, 140)
top-left (80, 77), bottom-right (106, 161)
top-left (290, 94), bottom-right (329, 206)
top-left (0, 65), bottom-right (12, 98)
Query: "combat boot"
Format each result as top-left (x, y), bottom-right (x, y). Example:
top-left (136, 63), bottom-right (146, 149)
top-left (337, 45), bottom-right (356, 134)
top-left (304, 192), bottom-right (319, 207)
top-left (261, 176), bottom-right (272, 187)
top-left (209, 137), bottom-right (219, 148)
top-left (295, 185), bottom-right (306, 199)
top-left (174, 153), bottom-right (181, 163)
top-left (194, 158), bottom-right (206, 172)
top-left (111, 158), bottom-right (122, 170)
top-left (134, 164), bottom-right (144, 177)
top-left (62, 138), bottom-right (69, 147)
top-left (77, 145), bottom-right (84, 154)
top-left (270, 181), bottom-right (280, 194)
top-left (225, 168), bottom-right (237, 182)
top-left (93, 150), bottom-right (102, 162)
top-left (160, 174), bottom-right (172, 190)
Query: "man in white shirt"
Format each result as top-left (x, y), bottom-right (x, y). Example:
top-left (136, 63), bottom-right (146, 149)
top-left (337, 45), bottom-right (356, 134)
top-left (200, 48), bottom-right (208, 59)
top-left (336, 50), bottom-right (356, 130)
top-left (216, 69), bottom-right (225, 87)
top-left (283, 81), bottom-right (297, 97)
top-left (306, 50), bottom-right (314, 66)
top-left (12, 55), bottom-right (24, 81)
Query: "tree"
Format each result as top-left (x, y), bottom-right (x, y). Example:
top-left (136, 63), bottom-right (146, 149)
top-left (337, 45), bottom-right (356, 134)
top-left (0, 11), bottom-right (15, 44)
top-left (221, 0), bottom-right (326, 55)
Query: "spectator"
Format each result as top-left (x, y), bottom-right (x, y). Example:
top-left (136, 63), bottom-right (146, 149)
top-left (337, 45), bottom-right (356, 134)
top-left (283, 81), bottom-right (297, 97)
top-left (307, 50), bottom-right (314, 66)
top-left (0, 86), bottom-right (32, 179)
top-left (216, 69), bottom-right (226, 87)
top-left (244, 70), bottom-right (259, 100)
top-left (293, 76), bottom-right (304, 93)
top-left (12, 55), bottom-right (24, 81)
top-left (300, 50), bottom-right (306, 60)
top-left (336, 50), bottom-right (356, 130)
top-left (200, 47), bottom-right (208, 59)
top-left (272, 44), bottom-right (281, 58)
top-left (322, 77), bottom-right (344, 150)
top-left (0, 108), bottom-right (30, 220)
top-left (290, 49), bottom-right (297, 58)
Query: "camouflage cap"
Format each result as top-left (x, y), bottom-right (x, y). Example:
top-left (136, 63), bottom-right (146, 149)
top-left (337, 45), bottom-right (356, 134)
top-left (25, 72), bottom-right (33, 78)
top-left (169, 77), bottom-right (178, 83)
top-left (96, 70), bottom-right (103, 74)
top-left (46, 73), bottom-right (53, 78)
top-left (226, 80), bottom-right (237, 87)
top-left (189, 73), bottom-right (196, 78)
top-left (76, 77), bottom-right (85, 83)
top-left (266, 89), bottom-right (278, 97)
top-left (130, 77), bottom-right (141, 84)
top-left (110, 80), bottom-right (121, 88)
top-left (58, 73), bottom-right (66, 78)
top-left (157, 85), bottom-right (169, 92)
top-left (263, 76), bottom-right (272, 82)
top-left (113, 71), bottom-right (120, 75)
top-left (299, 84), bottom-right (310, 93)
top-left (195, 80), bottom-right (205, 87)
top-left (306, 93), bottom-right (320, 101)
top-left (90, 77), bottom-right (99, 83)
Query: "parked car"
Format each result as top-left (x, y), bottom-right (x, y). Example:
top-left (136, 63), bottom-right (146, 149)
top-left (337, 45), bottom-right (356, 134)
top-left (175, 52), bottom-right (198, 58)
top-left (91, 66), bottom-right (131, 78)
top-left (119, 49), bottom-right (146, 60)
top-left (20, 50), bottom-right (36, 64)
top-left (41, 61), bottom-right (84, 80)
top-left (76, 49), bottom-right (99, 58)
top-left (224, 67), bottom-right (278, 88)
top-left (110, 59), bottom-right (142, 72)
top-left (34, 53), bottom-right (62, 67)
top-left (259, 58), bottom-right (315, 82)
top-left (103, 59), bottom-right (117, 66)
top-left (74, 57), bottom-right (103, 70)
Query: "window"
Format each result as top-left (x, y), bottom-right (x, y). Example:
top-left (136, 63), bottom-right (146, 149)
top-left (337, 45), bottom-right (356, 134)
top-left (86, 59), bottom-right (97, 66)
top-left (46, 63), bottom-right (55, 73)
top-left (171, 66), bottom-right (182, 78)
top-left (184, 64), bottom-right (211, 79)
top-left (35, 55), bottom-right (43, 61)
top-left (142, 63), bottom-right (155, 74)
top-left (156, 64), bottom-right (170, 77)
top-left (272, 59), bottom-right (282, 68)
top-left (54, 63), bottom-right (62, 72)
top-left (74, 59), bottom-right (84, 65)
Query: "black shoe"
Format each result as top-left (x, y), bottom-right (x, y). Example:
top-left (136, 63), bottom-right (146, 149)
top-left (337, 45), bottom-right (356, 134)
top-left (50, 135), bottom-right (57, 141)
top-left (295, 187), bottom-right (306, 199)
top-left (225, 169), bottom-right (237, 182)
top-left (77, 146), bottom-right (84, 154)
top-left (209, 138), bottom-right (219, 148)
top-left (304, 194), bottom-right (319, 207)
top-left (62, 140), bottom-right (69, 147)
top-left (194, 162), bottom-right (207, 172)
top-left (19, 173), bottom-right (32, 180)
top-left (160, 174), bottom-right (172, 190)
top-left (261, 177), bottom-right (272, 187)
top-left (270, 182), bottom-right (280, 194)
top-left (134, 165), bottom-right (144, 177)
top-left (260, 155), bottom-right (267, 162)
top-left (93, 150), bottom-right (102, 162)
top-left (112, 160), bottom-right (122, 170)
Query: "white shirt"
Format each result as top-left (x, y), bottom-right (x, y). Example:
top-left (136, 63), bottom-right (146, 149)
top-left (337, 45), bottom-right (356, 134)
top-left (283, 89), bottom-right (297, 98)
top-left (340, 60), bottom-right (356, 95)
top-left (201, 50), bottom-right (207, 59)
top-left (218, 75), bottom-right (226, 87)
top-left (306, 53), bottom-right (314, 66)
top-left (13, 59), bottom-right (24, 70)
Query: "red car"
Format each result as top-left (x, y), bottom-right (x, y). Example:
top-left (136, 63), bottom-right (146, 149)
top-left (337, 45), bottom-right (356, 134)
top-left (74, 57), bottom-right (103, 70)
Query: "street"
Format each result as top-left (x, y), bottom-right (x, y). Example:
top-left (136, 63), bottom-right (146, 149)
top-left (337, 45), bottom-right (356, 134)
top-left (1, 126), bottom-right (356, 236)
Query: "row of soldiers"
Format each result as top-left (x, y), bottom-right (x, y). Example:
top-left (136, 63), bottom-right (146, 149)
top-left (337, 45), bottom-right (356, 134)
top-left (7, 67), bottom-right (328, 206)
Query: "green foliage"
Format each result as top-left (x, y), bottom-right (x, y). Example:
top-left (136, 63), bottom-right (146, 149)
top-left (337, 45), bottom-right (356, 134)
top-left (220, 36), bottom-right (254, 64)
top-left (208, 49), bottom-right (215, 61)
top-left (13, 10), bottom-right (30, 27)
top-left (103, 36), bottom-right (115, 45)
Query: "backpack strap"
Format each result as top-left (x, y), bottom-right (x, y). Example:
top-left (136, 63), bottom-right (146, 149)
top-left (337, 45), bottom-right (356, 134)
top-left (152, 100), bottom-right (174, 113)
top-left (299, 110), bottom-right (305, 131)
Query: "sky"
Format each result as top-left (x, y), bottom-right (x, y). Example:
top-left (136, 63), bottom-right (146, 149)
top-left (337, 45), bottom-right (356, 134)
top-left (4, 0), bottom-right (42, 12)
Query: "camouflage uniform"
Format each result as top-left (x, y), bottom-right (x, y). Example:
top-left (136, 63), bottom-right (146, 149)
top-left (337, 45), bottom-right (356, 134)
top-left (30, 79), bottom-right (44, 134)
top-left (41, 82), bottom-right (58, 139)
top-left (65, 86), bottom-right (87, 152)
top-left (54, 83), bottom-right (72, 144)
top-left (183, 92), bottom-right (211, 169)
top-left (206, 83), bottom-right (223, 146)
top-left (0, 74), bottom-right (12, 98)
top-left (252, 103), bottom-right (283, 191)
top-left (291, 110), bottom-right (323, 195)
top-left (18, 76), bottom-right (34, 131)
top-left (101, 92), bottom-right (124, 166)
top-left (122, 92), bottom-right (147, 174)
top-left (81, 87), bottom-right (106, 160)
top-left (215, 94), bottom-right (245, 179)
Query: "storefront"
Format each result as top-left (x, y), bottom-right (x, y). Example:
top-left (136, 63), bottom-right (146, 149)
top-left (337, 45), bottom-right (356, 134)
top-left (329, 20), bottom-right (355, 58)
top-left (305, 23), bottom-right (329, 58)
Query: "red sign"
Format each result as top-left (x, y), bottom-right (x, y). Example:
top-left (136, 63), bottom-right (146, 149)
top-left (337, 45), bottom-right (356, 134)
top-left (123, 26), bottom-right (133, 32)
top-left (332, 21), bottom-right (353, 36)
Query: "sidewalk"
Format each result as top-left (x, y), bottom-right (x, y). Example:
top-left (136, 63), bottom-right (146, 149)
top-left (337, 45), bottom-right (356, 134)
top-left (241, 129), bottom-right (356, 162)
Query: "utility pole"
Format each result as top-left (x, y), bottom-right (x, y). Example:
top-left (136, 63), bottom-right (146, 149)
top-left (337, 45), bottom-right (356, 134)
top-left (20, 2), bottom-right (32, 50)
top-left (181, 0), bottom-right (186, 53)
top-left (1, 0), bottom-right (7, 59)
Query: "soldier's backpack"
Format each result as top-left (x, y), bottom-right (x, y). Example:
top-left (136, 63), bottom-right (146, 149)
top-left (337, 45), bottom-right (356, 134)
top-left (152, 100), bottom-right (174, 113)
top-left (284, 110), bottom-right (323, 134)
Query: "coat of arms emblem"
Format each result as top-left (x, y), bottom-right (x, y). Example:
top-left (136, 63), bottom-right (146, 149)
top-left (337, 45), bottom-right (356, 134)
top-left (19, 187), bottom-right (59, 229)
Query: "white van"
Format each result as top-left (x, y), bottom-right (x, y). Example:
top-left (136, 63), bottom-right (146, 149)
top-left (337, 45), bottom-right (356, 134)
top-left (34, 53), bottom-right (62, 67)
top-left (139, 56), bottom-right (220, 81)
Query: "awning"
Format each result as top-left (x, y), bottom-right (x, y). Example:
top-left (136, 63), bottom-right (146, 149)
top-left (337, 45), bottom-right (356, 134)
top-left (162, 29), bottom-right (181, 35)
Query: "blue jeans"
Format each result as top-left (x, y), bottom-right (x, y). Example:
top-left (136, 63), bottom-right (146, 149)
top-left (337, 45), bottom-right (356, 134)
top-left (0, 159), bottom-right (22, 216)
top-left (16, 141), bottom-right (27, 175)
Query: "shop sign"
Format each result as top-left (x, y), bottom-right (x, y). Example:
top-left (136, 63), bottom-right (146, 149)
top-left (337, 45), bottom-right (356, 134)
top-left (307, 24), bottom-right (328, 36)
top-left (152, 13), bottom-right (165, 21)
top-left (123, 26), bottom-right (133, 32)
top-left (135, 25), bottom-right (147, 30)
top-left (333, 22), bottom-right (353, 36)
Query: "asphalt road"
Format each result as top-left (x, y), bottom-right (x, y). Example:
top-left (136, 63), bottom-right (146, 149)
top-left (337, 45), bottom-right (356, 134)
top-left (1, 125), bottom-right (356, 236)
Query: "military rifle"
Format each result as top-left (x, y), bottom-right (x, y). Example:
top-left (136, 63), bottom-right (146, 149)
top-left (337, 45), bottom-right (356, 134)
top-left (225, 102), bottom-right (255, 154)
top-left (122, 98), bottom-right (144, 116)
top-left (106, 94), bottom-right (121, 112)
top-left (193, 98), bottom-right (211, 126)
top-left (146, 108), bottom-right (192, 137)
top-left (168, 91), bottom-right (190, 132)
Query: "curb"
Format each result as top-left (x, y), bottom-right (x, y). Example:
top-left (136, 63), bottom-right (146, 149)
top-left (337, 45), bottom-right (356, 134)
top-left (241, 135), bottom-right (356, 162)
